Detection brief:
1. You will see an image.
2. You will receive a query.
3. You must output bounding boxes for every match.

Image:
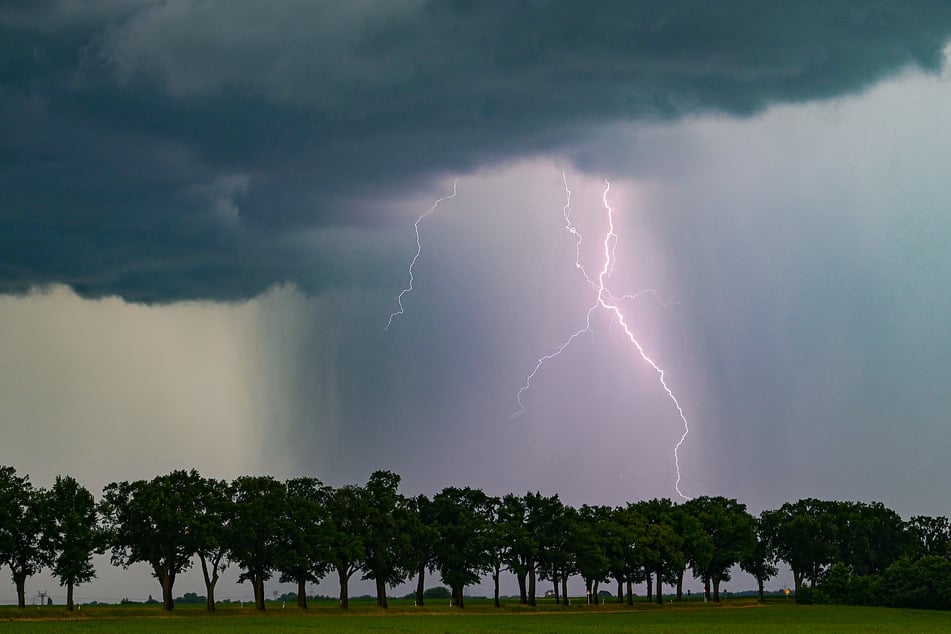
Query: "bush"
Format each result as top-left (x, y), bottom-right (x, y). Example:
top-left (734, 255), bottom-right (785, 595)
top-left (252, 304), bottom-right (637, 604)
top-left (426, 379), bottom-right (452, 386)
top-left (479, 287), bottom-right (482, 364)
top-left (795, 585), bottom-right (827, 605)
top-left (882, 556), bottom-right (951, 610)
top-left (423, 586), bottom-right (452, 599)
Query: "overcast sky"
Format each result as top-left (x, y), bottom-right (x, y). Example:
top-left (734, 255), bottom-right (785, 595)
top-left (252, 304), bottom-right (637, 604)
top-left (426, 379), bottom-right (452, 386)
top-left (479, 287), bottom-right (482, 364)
top-left (3, 0), bottom-right (951, 603)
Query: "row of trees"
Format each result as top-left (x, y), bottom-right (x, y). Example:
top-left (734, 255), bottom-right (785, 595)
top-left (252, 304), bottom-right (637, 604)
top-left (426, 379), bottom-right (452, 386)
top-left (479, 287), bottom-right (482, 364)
top-left (1, 465), bottom-right (949, 612)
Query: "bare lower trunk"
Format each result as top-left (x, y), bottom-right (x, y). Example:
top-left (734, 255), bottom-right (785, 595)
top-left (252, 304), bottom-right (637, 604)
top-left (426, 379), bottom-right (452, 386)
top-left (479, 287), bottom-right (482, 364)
top-left (713, 576), bottom-right (721, 603)
top-left (704, 578), bottom-right (711, 601)
top-left (255, 575), bottom-right (266, 610)
top-left (493, 571), bottom-right (501, 608)
top-left (415, 565), bottom-right (426, 606)
top-left (517, 571), bottom-right (527, 604)
top-left (337, 567), bottom-right (350, 609)
top-left (14, 571), bottom-right (26, 609)
top-left (757, 578), bottom-right (765, 603)
top-left (655, 569), bottom-right (662, 604)
top-left (153, 567), bottom-right (175, 612)
top-left (66, 582), bottom-right (75, 611)
top-left (452, 585), bottom-right (465, 608)
top-left (676, 568), bottom-right (684, 601)
top-left (297, 578), bottom-right (308, 609)
top-left (375, 577), bottom-right (388, 609)
top-left (553, 572), bottom-right (561, 604)
top-left (626, 579), bottom-right (634, 606)
top-left (793, 568), bottom-right (804, 599)
top-left (593, 580), bottom-right (600, 605)
top-left (528, 558), bottom-right (537, 606)
top-left (199, 555), bottom-right (218, 612)
top-left (646, 572), bottom-right (652, 602)
top-left (617, 578), bottom-right (624, 602)
top-left (562, 575), bottom-right (569, 606)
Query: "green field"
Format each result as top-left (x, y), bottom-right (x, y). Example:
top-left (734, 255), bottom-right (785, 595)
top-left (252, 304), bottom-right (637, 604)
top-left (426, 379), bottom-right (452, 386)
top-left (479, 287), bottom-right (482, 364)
top-left (2, 599), bottom-right (951, 632)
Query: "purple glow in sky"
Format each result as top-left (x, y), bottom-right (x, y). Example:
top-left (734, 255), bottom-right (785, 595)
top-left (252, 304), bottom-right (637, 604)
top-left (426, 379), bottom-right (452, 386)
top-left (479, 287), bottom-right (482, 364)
top-left (512, 176), bottom-right (691, 499)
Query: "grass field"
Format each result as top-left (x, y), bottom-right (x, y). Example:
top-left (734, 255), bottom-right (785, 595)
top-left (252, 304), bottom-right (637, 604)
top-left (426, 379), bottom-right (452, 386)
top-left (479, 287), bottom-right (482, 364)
top-left (3, 599), bottom-right (951, 632)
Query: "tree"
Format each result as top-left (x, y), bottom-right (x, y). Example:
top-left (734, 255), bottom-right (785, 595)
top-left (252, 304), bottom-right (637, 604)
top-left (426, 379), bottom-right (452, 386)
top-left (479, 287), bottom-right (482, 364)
top-left (633, 498), bottom-right (684, 604)
top-left (740, 512), bottom-right (779, 602)
top-left (768, 499), bottom-right (840, 597)
top-left (536, 498), bottom-right (575, 606)
top-left (100, 471), bottom-right (203, 611)
top-left (360, 471), bottom-right (414, 608)
top-left (667, 502), bottom-right (709, 602)
top-left (0, 466), bottom-right (48, 609)
top-left (908, 515), bottom-right (951, 559)
top-left (42, 475), bottom-right (99, 611)
top-left (191, 477), bottom-right (233, 611)
top-left (432, 487), bottom-right (493, 608)
top-left (406, 494), bottom-right (440, 607)
top-left (685, 496), bottom-right (755, 602)
top-left (228, 476), bottom-right (288, 610)
top-left (498, 493), bottom-right (531, 604)
top-left (324, 483), bottom-right (368, 609)
top-left (614, 504), bottom-right (650, 606)
top-left (277, 477), bottom-right (331, 610)
top-left (482, 496), bottom-right (505, 608)
top-left (571, 505), bottom-right (612, 605)
top-left (839, 501), bottom-right (910, 577)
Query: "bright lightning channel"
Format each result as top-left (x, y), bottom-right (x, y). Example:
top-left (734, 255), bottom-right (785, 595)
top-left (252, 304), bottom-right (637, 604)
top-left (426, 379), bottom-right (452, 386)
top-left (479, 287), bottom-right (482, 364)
top-left (513, 174), bottom-right (692, 500)
top-left (384, 179), bottom-right (459, 332)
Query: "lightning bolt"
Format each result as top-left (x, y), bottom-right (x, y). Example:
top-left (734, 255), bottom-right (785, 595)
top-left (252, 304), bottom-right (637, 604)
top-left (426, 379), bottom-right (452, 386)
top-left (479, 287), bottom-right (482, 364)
top-left (513, 174), bottom-right (692, 500)
top-left (384, 178), bottom-right (459, 331)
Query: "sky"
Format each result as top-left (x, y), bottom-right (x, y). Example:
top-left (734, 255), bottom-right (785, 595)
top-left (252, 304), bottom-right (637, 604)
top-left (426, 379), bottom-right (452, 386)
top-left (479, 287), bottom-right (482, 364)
top-left (3, 0), bottom-right (951, 603)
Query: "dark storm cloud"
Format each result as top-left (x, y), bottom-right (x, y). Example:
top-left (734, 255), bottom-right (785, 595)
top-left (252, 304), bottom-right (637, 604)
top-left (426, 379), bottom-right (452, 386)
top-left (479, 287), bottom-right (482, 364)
top-left (3, 0), bottom-right (951, 301)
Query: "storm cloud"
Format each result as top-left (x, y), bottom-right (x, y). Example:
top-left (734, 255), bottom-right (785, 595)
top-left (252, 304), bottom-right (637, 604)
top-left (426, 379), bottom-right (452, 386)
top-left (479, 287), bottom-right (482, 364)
top-left (3, 1), bottom-right (951, 301)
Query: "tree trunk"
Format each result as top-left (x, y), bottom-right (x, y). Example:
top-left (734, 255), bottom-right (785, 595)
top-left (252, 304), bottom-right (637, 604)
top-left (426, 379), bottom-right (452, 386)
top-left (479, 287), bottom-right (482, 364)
top-left (337, 567), bottom-right (350, 609)
top-left (14, 571), bottom-right (26, 609)
top-left (415, 565), bottom-right (426, 606)
top-left (617, 578), bottom-right (624, 603)
top-left (452, 585), bottom-right (464, 608)
top-left (676, 568), bottom-right (684, 601)
top-left (704, 577), bottom-right (711, 602)
top-left (562, 575), bottom-right (569, 606)
top-left (255, 574), bottom-right (266, 610)
top-left (297, 578), bottom-right (308, 609)
top-left (626, 579), bottom-right (634, 606)
top-left (375, 577), bottom-right (388, 609)
top-left (517, 571), bottom-right (527, 604)
top-left (66, 581), bottom-right (75, 611)
top-left (646, 572), bottom-right (652, 602)
top-left (493, 571), bottom-right (501, 608)
top-left (199, 554), bottom-right (218, 611)
top-left (712, 576), bottom-right (721, 603)
top-left (757, 578), bottom-right (765, 603)
top-left (655, 569), bottom-right (662, 604)
top-left (155, 567), bottom-right (175, 612)
top-left (552, 572), bottom-right (561, 604)
top-left (593, 580), bottom-right (600, 605)
top-left (793, 568), bottom-right (804, 596)
top-left (585, 578), bottom-right (592, 604)
top-left (528, 557), bottom-right (537, 606)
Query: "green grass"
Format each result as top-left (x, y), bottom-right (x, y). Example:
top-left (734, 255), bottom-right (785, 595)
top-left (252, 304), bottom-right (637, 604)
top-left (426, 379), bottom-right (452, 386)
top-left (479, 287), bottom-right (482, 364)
top-left (3, 599), bottom-right (951, 632)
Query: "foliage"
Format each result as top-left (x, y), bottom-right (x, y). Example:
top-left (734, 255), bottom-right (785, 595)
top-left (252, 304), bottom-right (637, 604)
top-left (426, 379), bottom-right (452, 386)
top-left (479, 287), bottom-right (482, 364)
top-left (432, 486), bottom-right (493, 607)
top-left (100, 470), bottom-right (204, 611)
top-left (277, 477), bottom-right (331, 610)
top-left (42, 475), bottom-right (100, 610)
top-left (5, 464), bottom-right (951, 615)
top-left (0, 465), bottom-right (48, 608)
top-left (228, 476), bottom-right (288, 610)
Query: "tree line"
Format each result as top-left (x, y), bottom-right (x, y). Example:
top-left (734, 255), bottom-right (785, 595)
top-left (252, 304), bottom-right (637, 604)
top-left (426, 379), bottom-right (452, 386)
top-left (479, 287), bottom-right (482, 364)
top-left (1, 465), bottom-right (948, 612)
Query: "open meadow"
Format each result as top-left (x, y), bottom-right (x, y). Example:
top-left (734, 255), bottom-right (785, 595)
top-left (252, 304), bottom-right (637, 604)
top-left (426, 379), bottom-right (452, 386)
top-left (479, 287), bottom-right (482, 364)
top-left (3, 599), bottom-right (951, 633)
